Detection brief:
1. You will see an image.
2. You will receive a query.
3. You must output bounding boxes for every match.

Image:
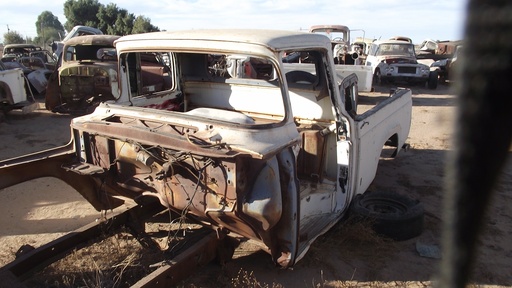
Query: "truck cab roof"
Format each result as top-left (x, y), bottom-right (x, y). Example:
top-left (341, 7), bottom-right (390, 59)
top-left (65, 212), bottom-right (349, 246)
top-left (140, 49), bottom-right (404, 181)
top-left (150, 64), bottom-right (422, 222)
top-left (115, 29), bottom-right (332, 54)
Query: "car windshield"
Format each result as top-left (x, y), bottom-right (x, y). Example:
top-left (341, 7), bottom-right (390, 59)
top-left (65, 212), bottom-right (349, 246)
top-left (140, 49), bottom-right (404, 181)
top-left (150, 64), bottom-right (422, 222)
top-left (64, 45), bottom-right (117, 62)
top-left (312, 30), bottom-right (348, 43)
top-left (376, 43), bottom-right (415, 57)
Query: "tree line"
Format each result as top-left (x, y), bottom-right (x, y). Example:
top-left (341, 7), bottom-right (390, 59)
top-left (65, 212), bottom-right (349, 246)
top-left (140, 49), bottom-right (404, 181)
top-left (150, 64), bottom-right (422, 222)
top-left (3, 0), bottom-right (160, 46)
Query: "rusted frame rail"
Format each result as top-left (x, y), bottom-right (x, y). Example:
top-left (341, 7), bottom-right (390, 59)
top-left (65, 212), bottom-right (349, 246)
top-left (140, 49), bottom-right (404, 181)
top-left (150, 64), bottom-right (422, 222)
top-left (0, 200), bottom-right (228, 287)
top-left (131, 231), bottom-right (222, 287)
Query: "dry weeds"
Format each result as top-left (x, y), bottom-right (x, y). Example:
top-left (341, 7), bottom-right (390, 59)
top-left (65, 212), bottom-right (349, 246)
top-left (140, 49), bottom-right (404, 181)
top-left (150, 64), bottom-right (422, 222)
top-left (23, 228), bottom-right (163, 287)
top-left (22, 211), bottom-right (206, 288)
top-left (19, 214), bottom-right (396, 288)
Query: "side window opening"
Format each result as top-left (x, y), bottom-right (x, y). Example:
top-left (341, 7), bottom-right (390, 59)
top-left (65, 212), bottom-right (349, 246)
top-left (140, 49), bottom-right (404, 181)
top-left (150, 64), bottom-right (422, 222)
top-left (124, 52), bottom-right (174, 97)
top-left (205, 54), bottom-right (275, 80)
top-left (282, 49), bottom-right (340, 182)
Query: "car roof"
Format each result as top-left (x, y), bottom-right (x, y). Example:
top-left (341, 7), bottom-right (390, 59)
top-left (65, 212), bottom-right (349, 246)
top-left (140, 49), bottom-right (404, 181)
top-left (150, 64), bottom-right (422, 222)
top-left (309, 25), bottom-right (350, 33)
top-left (63, 35), bottom-right (121, 47)
top-left (63, 26), bottom-right (103, 41)
top-left (3, 44), bottom-right (42, 52)
top-left (3, 44), bottom-right (40, 48)
top-left (115, 29), bottom-right (331, 55)
top-left (389, 36), bottom-right (413, 43)
top-left (372, 39), bottom-right (414, 45)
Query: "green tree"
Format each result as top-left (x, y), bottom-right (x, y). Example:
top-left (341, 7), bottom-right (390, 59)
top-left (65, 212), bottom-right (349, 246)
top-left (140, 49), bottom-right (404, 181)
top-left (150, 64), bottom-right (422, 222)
top-left (96, 3), bottom-right (119, 33)
top-left (132, 16), bottom-right (160, 34)
top-left (63, 0), bottom-right (102, 32)
top-left (34, 28), bottom-right (62, 47)
top-left (3, 31), bottom-right (25, 44)
top-left (97, 4), bottom-right (134, 36)
top-left (62, 0), bottom-right (160, 36)
top-left (109, 10), bottom-right (135, 35)
top-left (36, 11), bottom-right (64, 36)
top-left (34, 11), bottom-right (65, 46)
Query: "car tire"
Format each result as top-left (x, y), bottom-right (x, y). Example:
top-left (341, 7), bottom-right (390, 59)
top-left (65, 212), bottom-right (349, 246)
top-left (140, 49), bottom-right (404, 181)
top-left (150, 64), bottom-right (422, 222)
top-left (286, 70), bottom-right (317, 84)
top-left (427, 71), bottom-right (439, 89)
top-left (373, 69), bottom-right (382, 86)
top-left (349, 191), bottom-right (424, 241)
top-left (439, 72), bottom-right (447, 84)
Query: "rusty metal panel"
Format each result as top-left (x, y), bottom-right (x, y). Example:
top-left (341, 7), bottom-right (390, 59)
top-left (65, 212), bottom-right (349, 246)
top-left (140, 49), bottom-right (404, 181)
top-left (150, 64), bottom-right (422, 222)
top-left (297, 130), bottom-right (325, 179)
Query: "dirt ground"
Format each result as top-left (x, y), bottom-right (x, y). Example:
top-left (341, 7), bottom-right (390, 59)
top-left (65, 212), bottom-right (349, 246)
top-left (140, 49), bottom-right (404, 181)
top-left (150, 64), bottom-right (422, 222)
top-left (0, 84), bottom-right (510, 287)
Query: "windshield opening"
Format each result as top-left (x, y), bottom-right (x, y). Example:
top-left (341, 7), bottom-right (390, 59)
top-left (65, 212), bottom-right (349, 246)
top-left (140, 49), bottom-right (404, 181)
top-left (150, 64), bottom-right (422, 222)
top-left (376, 44), bottom-right (415, 57)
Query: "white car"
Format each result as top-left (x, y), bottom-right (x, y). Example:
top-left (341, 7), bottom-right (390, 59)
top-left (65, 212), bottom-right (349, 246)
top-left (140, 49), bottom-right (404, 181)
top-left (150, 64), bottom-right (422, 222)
top-left (366, 40), bottom-right (438, 89)
top-left (0, 61), bottom-right (37, 120)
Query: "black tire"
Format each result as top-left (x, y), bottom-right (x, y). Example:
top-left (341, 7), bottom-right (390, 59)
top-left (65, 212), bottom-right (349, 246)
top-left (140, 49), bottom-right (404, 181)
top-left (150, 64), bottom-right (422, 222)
top-left (349, 191), bottom-right (424, 241)
top-left (285, 70), bottom-right (317, 84)
top-left (427, 71), bottom-right (439, 89)
top-left (438, 71), bottom-right (447, 84)
top-left (373, 69), bottom-right (382, 86)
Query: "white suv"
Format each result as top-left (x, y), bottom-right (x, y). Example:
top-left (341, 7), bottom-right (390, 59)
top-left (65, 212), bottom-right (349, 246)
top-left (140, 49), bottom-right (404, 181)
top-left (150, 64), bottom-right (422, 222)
top-left (366, 40), bottom-right (438, 89)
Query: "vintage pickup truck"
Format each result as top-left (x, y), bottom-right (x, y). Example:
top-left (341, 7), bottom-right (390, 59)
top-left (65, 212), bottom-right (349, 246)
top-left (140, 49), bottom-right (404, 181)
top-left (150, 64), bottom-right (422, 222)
top-left (366, 39), bottom-right (439, 89)
top-left (0, 30), bottom-right (415, 267)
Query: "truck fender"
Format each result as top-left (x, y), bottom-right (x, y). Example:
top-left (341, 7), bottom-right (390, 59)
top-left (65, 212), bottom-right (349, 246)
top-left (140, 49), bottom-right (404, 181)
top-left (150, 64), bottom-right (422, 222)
top-left (242, 156), bottom-right (282, 231)
top-left (0, 81), bottom-right (14, 105)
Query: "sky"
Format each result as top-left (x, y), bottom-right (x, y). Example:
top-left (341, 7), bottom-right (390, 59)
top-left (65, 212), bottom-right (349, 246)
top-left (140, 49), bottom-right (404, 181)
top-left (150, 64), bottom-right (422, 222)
top-left (0, 0), bottom-right (468, 45)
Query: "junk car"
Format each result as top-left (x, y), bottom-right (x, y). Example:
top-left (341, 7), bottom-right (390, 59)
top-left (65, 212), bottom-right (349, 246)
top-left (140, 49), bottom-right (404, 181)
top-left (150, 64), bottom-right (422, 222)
top-left (45, 35), bottom-right (121, 114)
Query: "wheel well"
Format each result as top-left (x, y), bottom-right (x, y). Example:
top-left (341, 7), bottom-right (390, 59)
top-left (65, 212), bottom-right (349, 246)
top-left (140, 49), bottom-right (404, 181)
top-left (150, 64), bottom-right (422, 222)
top-left (381, 133), bottom-right (401, 158)
top-left (0, 81), bottom-right (13, 104)
top-left (385, 133), bottom-right (399, 147)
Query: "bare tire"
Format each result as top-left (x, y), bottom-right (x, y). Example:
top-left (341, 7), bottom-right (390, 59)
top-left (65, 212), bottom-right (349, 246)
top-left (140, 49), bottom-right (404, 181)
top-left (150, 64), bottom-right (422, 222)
top-left (427, 71), bottom-right (439, 89)
top-left (439, 72), bottom-right (447, 84)
top-left (373, 69), bottom-right (382, 86)
top-left (286, 70), bottom-right (317, 84)
top-left (349, 191), bottom-right (424, 241)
